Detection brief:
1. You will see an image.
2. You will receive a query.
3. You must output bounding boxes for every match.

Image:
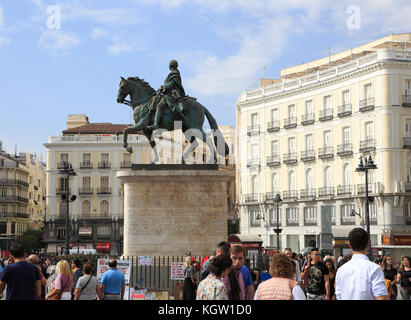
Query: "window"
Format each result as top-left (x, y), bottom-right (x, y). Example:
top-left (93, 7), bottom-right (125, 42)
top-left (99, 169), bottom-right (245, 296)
top-left (365, 122), bottom-right (374, 140)
top-left (82, 153), bottom-right (91, 165)
top-left (250, 208), bottom-right (261, 227)
top-left (272, 173), bottom-right (279, 192)
top-left (82, 177), bottom-right (91, 189)
top-left (364, 83), bottom-right (373, 99)
top-left (59, 178), bottom-right (67, 191)
top-left (324, 130), bottom-right (332, 147)
top-left (251, 144), bottom-right (259, 159)
top-left (60, 153), bottom-right (68, 163)
top-left (324, 166), bottom-right (333, 187)
top-left (271, 109), bottom-right (278, 122)
top-left (305, 134), bottom-right (314, 151)
top-left (100, 200), bottom-right (109, 218)
top-left (11, 222), bottom-right (15, 234)
top-left (288, 104), bottom-right (296, 118)
top-left (251, 113), bottom-right (258, 127)
top-left (271, 141), bottom-right (279, 156)
top-left (343, 164), bottom-right (352, 185)
top-left (1, 188), bottom-right (6, 197)
top-left (57, 227), bottom-right (65, 239)
top-left (251, 175), bottom-right (259, 195)
top-left (405, 120), bottom-right (411, 138)
top-left (341, 204), bottom-right (355, 224)
top-left (269, 207), bottom-right (282, 224)
top-left (342, 90), bottom-right (350, 104)
top-left (342, 127), bottom-right (351, 145)
top-left (0, 222), bottom-right (6, 234)
top-left (323, 95), bottom-right (331, 109)
top-left (82, 200), bottom-right (91, 218)
top-left (101, 177), bottom-right (109, 188)
top-left (288, 137), bottom-right (296, 153)
top-left (304, 207), bottom-right (317, 224)
top-left (123, 153), bottom-right (131, 163)
top-left (286, 208), bottom-right (299, 224)
top-left (101, 153), bottom-right (109, 162)
top-left (288, 171), bottom-right (296, 190)
top-left (305, 100), bottom-right (313, 114)
top-left (306, 169), bottom-right (314, 189)
top-left (369, 203), bottom-right (377, 222)
top-left (406, 80), bottom-right (411, 96)
top-left (119, 226), bottom-right (124, 236)
top-left (97, 226), bottom-right (111, 236)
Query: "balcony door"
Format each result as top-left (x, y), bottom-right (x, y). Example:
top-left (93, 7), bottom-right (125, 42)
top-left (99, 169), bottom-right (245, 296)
top-left (343, 164), bottom-right (352, 186)
top-left (271, 109), bottom-right (278, 122)
top-left (305, 134), bottom-right (313, 151)
top-left (324, 130), bottom-right (332, 147)
top-left (271, 141), bottom-right (278, 156)
top-left (251, 113), bottom-right (258, 127)
top-left (342, 90), bottom-right (350, 105)
top-left (100, 177), bottom-right (109, 189)
top-left (272, 173), bottom-right (279, 193)
top-left (288, 137), bottom-right (296, 153)
top-left (288, 104), bottom-right (296, 118)
top-left (365, 122), bottom-right (374, 141)
top-left (324, 166), bottom-right (333, 188)
top-left (289, 171), bottom-right (296, 191)
top-left (82, 177), bottom-right (91, 189)
top-left (405, 120), bottom-right (411, 138)
top-left (342, 127), bottom-right (351, 145)
top-left (305, 100), bottom-right (313, 115)
top-left (82, 153), bottom-right (91, 166)
top-left (365, 84), bottom-right (373, 100)
top-left (306, 168), bottom-right (314, 189)
top-left (323, 95), bottom-right (331, 110)
top-left (251, 144), bottom-right (259, 160)
top-left (251, 175), bottom-right (259, 195)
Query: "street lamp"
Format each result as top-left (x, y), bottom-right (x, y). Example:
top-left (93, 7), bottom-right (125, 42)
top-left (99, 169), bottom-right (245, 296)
top-left (58, 163), bottom-right (76, 256)
top-left (273, 193), bottom-right (282, 251)
top-left (355, 155), bottom-right (377, 261)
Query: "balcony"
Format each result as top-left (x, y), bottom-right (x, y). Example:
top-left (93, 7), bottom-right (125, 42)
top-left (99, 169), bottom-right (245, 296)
top-left (359, 139), bottom-right (376, 152)
top-left (319, 108), bottom-right (333, 121)
top-left (98, 161), bottom-right (111, 169)
top-left (337, 143), bottom-right (353, 156)
top-left (56, 188), bottom-right (70, 195)
top-left (304, 218), bottom-right (317, 226)
top-left (265, 192), bottom-right (281, 202)
top-left (318, 146), bottom-right (334, 159)
top-left (286, 218), bottom-right (299, 226)
top-left (269, 218), bottom-right (281, 227)
top-left (405, 182), bottom-right (411, 192)
top-left (79, 188), bottom-right (94, 195)
top-left (300, 150), bottom-right (315, 162)
top-left (318, 187), bottom-right (334, 198)
top-left (0, 212), bottom-right (29, 219)
top-left (337, 104), bottom-right (352, 117)
top-left (97, 187), bottom-right (112, 194)
top-left (121, 161), bottom-right (132, 168)
top-left (266, 155), bottom-right (280, 167)
top-left (283, 190), bottom-right (298, 200)
top-left (337, 185), bottom-right (353, 196)
top-left (80, 161), bottom-right (93, 169)
top-left (267, 121), bottom-right (280, 132)
top-left (403, 95), bottom-right (411, 107)
top-left (247, 158), bottom-right (261, 168)
top-left (283, 153), bottom-right (297, 164)
top-left (242, 193), bottom-right (261, 203)
top-left (301, 113), bottom-right (315, 125)
top-left (300, 189), bottom-right (316, 200)
top-left (403, 137), bottom-right (411, 149)
top-left (359, 98), bottom-right (375, 112)
top-left (0, 196), bottom-right (29, 203)
top-left (247, 125), bottom-right (260, 136)
top-left (250, 219), bottom-right (261, 227)
top-left (284, 117), bottom-right (297, 129)
top-left (370, 217), bottom-right (378, 225)
top-left (0, 179), bottom-right (29, 187)
top-left (357, 184), bottom-right (374, 194)
top-left (341, 216), bottom-right (355, 225)
top-left (57, 162), bottom-right (71, 170)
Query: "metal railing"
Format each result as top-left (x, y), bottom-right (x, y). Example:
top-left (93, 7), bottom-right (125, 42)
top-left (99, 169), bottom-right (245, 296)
top-left (57, 162), bottom-right (71, 170)
top-left (403, 95), bottom-right (411, 107)
top-left (267, 121), bottom-right (280, 132)
top-left (337, 143), bottom-right (353, 156)
top-left (359, 98), bottom-right (375, 111)
top-left (286, 219), bottom-right (299, 226)
top-left (318, 146), bottom-right (334, 159)
top-left (300, 189), bottom-right (316, 199)
top-left (98, 162), bottom-right (111, 169)
top-left (247, 125), bottom-right (260, 136)
top-left (404, 137), bottom-right (411, 149)
top-left (304, 218), bottom-right (317, 226)
top-left (337, 185), bottom-right (353, 196)
top-left (283, 153), bottom-right (297, 164)
top-left (0, 195), bottom-right (29, 202)
top-left (266, 155), bottom-right (280, 166)
top-left (0, 179), bottom-right (29, 187)
top-left (79, 188), bottom-right (94, 195)
top-left (265, 192), bottom-right (281, 202)
top-left (97, 187), bottom-right (112, 194)
top-left (250, 219), bottom-right (261, 227)
top-left (300, 150), bottom-right (315, 162)
top-left (337, 104), bottom-right (352, 117)
top-left (247, 158), bottom-right (261, 168)
top-left (357, 184), bottom-right (374, 194)
top-left (121, 161), bottom-right (132, 168)
top-left (284, 117), bottom-right (297, 129)
top-left (359, 139), bottom-right (376, 152)
top-left (0, 212), bottom-right (29, 219)
top-left (80, 161), bottom-right (93, 169)
top-left (318, 187), bottom-right (334, 197)
top-left (341, 216), bottom-right (355, 225)
top-left (242, 193), bottom-right (261, 203)
top-left (283, 190), bottom-right (298, 200)
top-left (319, 108), bottom-right (333, 121)
top-left (56, 188), bottom-right (70, 194)
top-left (301, 113), bottom-right (315, 125)
top-left (405, 182), bottom-right (411, 192)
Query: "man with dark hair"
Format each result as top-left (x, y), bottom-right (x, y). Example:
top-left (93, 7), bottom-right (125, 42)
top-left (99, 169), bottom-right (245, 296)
top-left (200, 241), bottom-right (231, 281)
top-left (71, 259), bottom-right (82, 300)
top-left (335, 228), bottom-right (389, 300)
top-left (99, 259), bottom-right (125, 300)
top-left (222, 246), bottom-right (255, 300)
top-left (301, 248), bottom-right (330, 300)
top-left (0, 245), bottom-right (41, 300)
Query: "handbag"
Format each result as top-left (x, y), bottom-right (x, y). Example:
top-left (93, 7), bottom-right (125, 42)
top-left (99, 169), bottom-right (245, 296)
top-left (46, 276), bottom-right (69, 301)
top-left (78, 276), bottom-right (93, 299)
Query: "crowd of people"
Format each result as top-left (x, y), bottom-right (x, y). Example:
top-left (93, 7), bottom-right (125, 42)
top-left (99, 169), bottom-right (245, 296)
top-left (0, 245), bottom-right (125, 300)
top-left (183, 227), bottom-right (411, 300)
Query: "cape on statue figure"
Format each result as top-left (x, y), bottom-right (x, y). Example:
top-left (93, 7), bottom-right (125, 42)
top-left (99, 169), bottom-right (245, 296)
top-left (116, 59), bottom-right (229, 164)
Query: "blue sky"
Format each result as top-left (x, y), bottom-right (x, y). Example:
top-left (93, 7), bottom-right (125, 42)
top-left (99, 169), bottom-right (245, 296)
top-left (0, 0), bottom-right (410, 157)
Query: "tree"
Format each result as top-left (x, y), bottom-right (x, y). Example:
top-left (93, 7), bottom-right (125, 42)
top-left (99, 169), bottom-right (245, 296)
top-left (16, 228), bottom-right (45, 254)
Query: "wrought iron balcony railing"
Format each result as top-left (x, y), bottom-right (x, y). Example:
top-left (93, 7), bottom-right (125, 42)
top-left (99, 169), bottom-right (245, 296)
top-left (359, 97), bottom-right (375, 112)
top-left (357, 184), bottom-right (374, 194)
top-left (98, 161), bottom-right (111, 169)
top-left (337, 104), bottom-right (352, 117)
top-left (121, 161), bottom-right (132, 168)
top-left (300, 189), bottom-right (316, 199)
top-left (318, 187), bottom-right (334, 197)
top-left (242, 193), bottom-right (261, 203)
top-left (79, 188), bottom-right (94, 195)
top-left (265, 192), bottom-right (281, 202)
top-left (57, 162), bottom-right (71, 170)
top-left (283, 153), bottom-right (297, 164)
top-left (266, 155), bottom-right (281, 167)
top-left (337, 143), bottom-right (353, 156)
top-left (359, 139), bottom-right (376, 152)
top-left (247, 158), bottom-right (261, 168)
top-left (403, 95), bottom-right (411, 107)
top-left (80, 161), bottom-right (92, 169)
top-left (403, 137), bottom-right (411, 149)
top-left (97, 187), bottom-right (112, 194)
top-left (284, 117), bottom-right (297, 129)
top-left (304, 218), bottom-right (317, 226)
top-left (0, 179), bottom-right (29, 187)
top-left (318, 146), bottom-right (334, 159)
top-left (283, 190), bottom-right (298, 200)
top-left (247, 125), bottom-right (260, 136)
top-left (337, 185), bottom-right (353, 196)
top-left (301, 113), bottom-right (315, 125)
top-left (267, 121), bottom-right (280, 132)
top-left (341, 216), bottom-right (355, 225)
top-left (319, 108), bottom-right (333, 121)
top-left (300, 150), bottom-right (315, 162)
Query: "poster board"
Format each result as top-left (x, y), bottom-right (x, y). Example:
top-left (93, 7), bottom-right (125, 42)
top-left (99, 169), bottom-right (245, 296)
top-left (97, 259), bottom-right (131, 284)
top-left (138, 256), bottom-right (152, 266)
top-left (170, 262), bottom-right (184, 280)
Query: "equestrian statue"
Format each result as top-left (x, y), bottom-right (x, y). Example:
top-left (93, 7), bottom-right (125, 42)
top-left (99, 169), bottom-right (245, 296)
top-left (116, 59), bottom-right (229, 164)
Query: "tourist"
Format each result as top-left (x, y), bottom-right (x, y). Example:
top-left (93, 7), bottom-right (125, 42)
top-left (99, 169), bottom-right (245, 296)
top-left (45, 265), bottom-right (57, 296)
top-left (46, 260), bottom-right (73, 300)
top-left (222, 246), bottom-right (255, 300)
top-left (71, 259), bottom-right (82, 300)
top-left (183, 256), bottom-right (197, 300)
top-left (200, 241), bottom-right (231, 281)
top-left (300, 248), bottom-right (330, 300)
top-left (335, 228), bottom-right (389, 300)
top-left (196, 255), bottom-right (232, 300)
top-left (337, 253), bottom-right (344, 265)
top-left (6, 256), bottom-right (14, 265)
top-left (74, 263), bottom-right (100, 300)
top-left (99, 259), bottom-right (125, 300)
top-left (396, 256), bottom-right (411, 300)
top-left (284, 248), bottom-right (301, 284)
top-left (0, 245), bottom-right (41, 300)
top-left (27, 254), bottom-right (47, 299)
top-left (324, 257), bottom-right (336, 300)
top-left (254, 253), bottom-right (306, 300)
top-left (380, 256), bottom-right (398, 300)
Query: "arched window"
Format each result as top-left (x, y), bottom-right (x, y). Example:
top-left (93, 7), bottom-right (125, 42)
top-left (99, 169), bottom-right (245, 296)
top-left (289, 171), bottom-right (296, 190)
top-left (251, 175), bottom-right (259, 195)
top-left (343, 164), bottom-right (351, 186)
top-left (82, 200), bottom-right (90, 218)
top-left (272, 173), bottom-right (279, 193)
top-left (324, 166), bottom-right (333, 187)
top-left (100, 200), bottom-right (109, 218)
top-left (306, 168), bottom-right (314, 189)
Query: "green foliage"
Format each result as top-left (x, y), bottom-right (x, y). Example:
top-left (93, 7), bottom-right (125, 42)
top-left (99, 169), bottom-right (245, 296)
top-left (16, 228), bottom-right (45, 253)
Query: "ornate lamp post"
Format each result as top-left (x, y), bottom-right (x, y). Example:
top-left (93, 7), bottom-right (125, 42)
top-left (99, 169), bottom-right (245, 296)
top-left (58, 163), bottom-right (76, 255)
top-left (273, 193), bottom-right (282, 250)
top-left (355, 155), bottom-right (377, 261)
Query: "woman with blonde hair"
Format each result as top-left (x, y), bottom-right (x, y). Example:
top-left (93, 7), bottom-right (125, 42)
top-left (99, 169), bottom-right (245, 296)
top-left (46, 260), bottom-right (73, 300)
top-left (182, 256), bottom-right (197, 300)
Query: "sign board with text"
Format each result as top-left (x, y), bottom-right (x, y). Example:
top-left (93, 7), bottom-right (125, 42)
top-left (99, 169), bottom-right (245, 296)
top-left (97, 259), bottom-right (131, 284)
top-left (170, 262), bottom-right (184, 280)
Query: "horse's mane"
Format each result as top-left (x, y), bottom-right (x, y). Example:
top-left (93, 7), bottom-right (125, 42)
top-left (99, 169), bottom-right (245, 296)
top-left (127, 76), bottom-right (155, 93)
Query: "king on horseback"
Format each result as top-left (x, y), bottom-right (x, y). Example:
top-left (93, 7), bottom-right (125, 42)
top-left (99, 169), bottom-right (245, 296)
top-left (147, 59), bottom-right (189, 130)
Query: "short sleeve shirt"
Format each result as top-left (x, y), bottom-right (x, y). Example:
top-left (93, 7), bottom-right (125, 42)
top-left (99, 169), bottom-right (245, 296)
top-left (241, 265), bottom-right (253, 288)
top-left (75, 275), bottom-right (98, 300)
top-left (54, 274), bottom-right (73, 292)
top-left (0, 261), bottom-right (40, 300)
top-left (383, 269), bottom-right (397, 282)
top-left (101, 268), bottom-right (125, 294)
top-left (306, 262), bottom-right (329, 295)
top-left (183, 266), bottom-right (194, 279)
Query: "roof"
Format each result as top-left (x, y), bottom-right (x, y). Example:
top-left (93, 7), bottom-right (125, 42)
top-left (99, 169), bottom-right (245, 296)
top-left (62, 123), bottom-right (134, 135)
top-left (228, 234), bottom-right (263, 243)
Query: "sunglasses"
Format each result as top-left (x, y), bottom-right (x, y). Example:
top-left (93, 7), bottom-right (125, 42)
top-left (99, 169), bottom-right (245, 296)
top-left (314, 254), bottom-right (321, 256)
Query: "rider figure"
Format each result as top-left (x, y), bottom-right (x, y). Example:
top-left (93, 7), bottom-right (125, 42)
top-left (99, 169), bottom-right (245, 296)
top-left (147, 59), bottom-right (189, 130)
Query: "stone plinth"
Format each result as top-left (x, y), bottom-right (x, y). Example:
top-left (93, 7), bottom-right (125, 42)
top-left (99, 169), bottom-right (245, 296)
top-left (117, 166), bottom-right (235, 256)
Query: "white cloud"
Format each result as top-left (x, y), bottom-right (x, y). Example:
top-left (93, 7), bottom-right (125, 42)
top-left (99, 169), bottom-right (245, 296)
top-left (0, 37), bottom-right (10, 49)
top-left (90, 27), bottom-right (109, 40)
top-left (107, 37), bottom-right (146, 55)
top-left (38, 30), bottom-right (80, 56)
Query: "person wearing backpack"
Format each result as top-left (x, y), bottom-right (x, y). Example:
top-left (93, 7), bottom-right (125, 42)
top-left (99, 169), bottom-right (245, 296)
top-left (74, 263), bottom-right (100, 300)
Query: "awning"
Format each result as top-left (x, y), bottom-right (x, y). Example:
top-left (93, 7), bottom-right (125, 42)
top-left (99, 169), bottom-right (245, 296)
top-left (96, 242), bottom-right (111, 250)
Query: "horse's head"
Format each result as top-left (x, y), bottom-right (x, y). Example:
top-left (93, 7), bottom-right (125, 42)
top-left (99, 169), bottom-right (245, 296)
top-left (116, 76), bottom-right (155, 106)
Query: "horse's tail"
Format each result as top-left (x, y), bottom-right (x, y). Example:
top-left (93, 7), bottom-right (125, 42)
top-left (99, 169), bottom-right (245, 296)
top-left (203, 106), bottom-right (229, 157)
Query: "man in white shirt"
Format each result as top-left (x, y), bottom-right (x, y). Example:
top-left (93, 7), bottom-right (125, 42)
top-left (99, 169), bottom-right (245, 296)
top-left (284, 248), bottom-right (301, 284)
top-left (335, 228), bottom-right (389, 300)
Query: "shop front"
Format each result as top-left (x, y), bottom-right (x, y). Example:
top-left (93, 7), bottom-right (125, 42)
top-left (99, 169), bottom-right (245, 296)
top-left (381, 234), bottom-right (411, 265)
top-left (228, 234), bottom-right (264, 258)
top-left (96, 242), bottom-right (111, 254)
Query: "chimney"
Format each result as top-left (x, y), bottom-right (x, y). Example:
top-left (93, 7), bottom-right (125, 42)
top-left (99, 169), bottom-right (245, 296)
top-left (66, 114), bottom-right (90, 130)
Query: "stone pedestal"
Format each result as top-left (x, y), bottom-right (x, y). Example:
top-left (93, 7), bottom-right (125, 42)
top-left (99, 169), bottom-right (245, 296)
top-left (117, 165), bottom-right (235, 256)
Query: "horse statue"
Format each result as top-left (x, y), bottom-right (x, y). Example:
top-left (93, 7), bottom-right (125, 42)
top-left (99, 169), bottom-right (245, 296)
top-left (116, 76), bottom-right (229, 164)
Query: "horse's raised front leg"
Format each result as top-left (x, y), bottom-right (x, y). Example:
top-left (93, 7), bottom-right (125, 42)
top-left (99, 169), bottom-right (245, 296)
top-left (123, 127), bottom-right (133, 153)
top-left (143, 129), bottom-right (159, 164)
